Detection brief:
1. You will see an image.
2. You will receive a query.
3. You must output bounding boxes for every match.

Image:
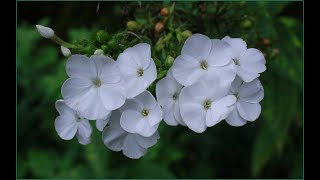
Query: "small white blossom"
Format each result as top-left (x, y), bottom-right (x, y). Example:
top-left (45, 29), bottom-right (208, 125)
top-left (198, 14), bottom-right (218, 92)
top-left (96, 113), bottom-right (112, 132)
top-left (102, 110), bottom-right (160, 159)
top-left (62, 55), bottom-right (126, 120)
top-left (225, 76), bottom-right (264, 126)
top-left (222, 36), bottom-right (266, 82)
top-left (172, 33), bottom-right (236, 87)
top-left (94, 49), bottom-right (104, 55)
top-left (120, 91), bottom-right (162, 137)
top-left (61, 46), bottom-right (71, 57)
top-left (156, 69), bottom-right (185, 126)
top-left (54, 100), bottom-right (92, 145)
top-left (179, 79), bottom-right (236, 133)
top-left (36, 25), bottom-right (54, 39)
top-left (117, 43), bottom-right (157, 98)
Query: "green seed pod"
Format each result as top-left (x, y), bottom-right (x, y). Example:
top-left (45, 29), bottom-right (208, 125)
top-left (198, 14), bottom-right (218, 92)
top-left (101, 44), bottom-right (108, 52)
top-left (240, 19), bottom-right (252, 29)
top-left (96, 30), bottom-right (110, 43)
top-left (107, 38), bottom-right (118, 50)
top-left (181, 30), bottom-right (192, 40)
top-left (127, 20), bottom-right (141, 31)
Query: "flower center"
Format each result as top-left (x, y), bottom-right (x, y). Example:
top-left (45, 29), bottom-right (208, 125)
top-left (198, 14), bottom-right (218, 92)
top-left (233, 93), bottom-right (240, 100)
top-left (200, 60), bottom-right (208, 70)
top-left (141, 108), bottom-right (149, 117)
top-left (203, 100), bottom-right (212, 110)
top-left (172, 92), bottom-right (179, 101)
top-left (75, 114), bottom-right (82, 122)
top-left (92, 77), bottom-right (102, 87)
top-left (233, 58), bottom-right (240, 65)
top-left (137, 68), bottom-right (144, 77)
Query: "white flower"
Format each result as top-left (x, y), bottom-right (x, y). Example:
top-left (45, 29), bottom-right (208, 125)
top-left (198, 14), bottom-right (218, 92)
top-left (62, 55), bottom-right (126, 120)
top-left (117, 43), bottom-right (157, 98)
top-left (172, 33), bottom-right (236, 87)
top-left (36, 25), bottom-right (54, 39)
top-left (102, 110), bottom-right (160, 159)
top-left (225, 76), bottom-right (264, 126)
top-left (120, 91), bottom-right (162, 137)
top-left (94, 49), bottom-right (104, 55)
top-left (179, 79), bottom-right (236, 133)
top-left (54, 100), bottom-right (92, 145)
top-left (61, 46), bottom-right (71, 57)
top-left (96, 113), bottom-right (112, 132)
top-left (156, 69), bottom-right (185, 126)
top-left (222, 36), bottom-right (266, 82)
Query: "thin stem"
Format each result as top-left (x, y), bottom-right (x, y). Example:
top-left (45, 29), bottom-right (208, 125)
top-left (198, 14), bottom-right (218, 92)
top-left (127, 31), bottom-right (143, 41)
top-left (50, 35), bottom-right (78, 48)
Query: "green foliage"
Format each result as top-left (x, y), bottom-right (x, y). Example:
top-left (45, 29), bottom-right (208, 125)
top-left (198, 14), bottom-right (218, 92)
top-left (17, 1), bottom-right (302, 178)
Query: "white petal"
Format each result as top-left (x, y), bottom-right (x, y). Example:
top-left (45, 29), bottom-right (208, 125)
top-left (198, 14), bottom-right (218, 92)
top-left (239, 78), bottom-right (262, 97)
top-left (172, 54), bottom-right (204, 86)
top-left (207, 39), bottom-right (233, 67)
top-left (55, 99), bottom-right (75, 116)
top-left (102, 126), bottom-right (127, 151)
top-left (135, 131), bottom-right (160, 148)
top-left (156, 77), bottom-right (182, 106)
top-left (61, 78), bottom-right (92, 108)
top-left (117, 52), bottom-right (139, 77)
top-left (77, 119), bottom-right (93, 138)
top-left (181, 33), bottom-right (212, 59)
top-left (120, 99), bottom-right (144, 112)
top-left (206, 61), bottom-right (236, 88)
top-left (239, 48), bottom-right (266, 73)
top-left (179, 102), bottom-right (206, 133)
top-left (236, 65), bottom-right (259, 83)
top-left (54, 114), bottom-right (77, 140)
top-left (100, 84), bottom-right (126, 110)
top-left (134, 91), bottom-right (157, 109)
top-left (163, 101), bottom-right (179, 126)
top-left (96, 116), bottom-right (111, 132)
top-left (76, 130), bottom-right (91, 145)
top-left (36, 25), bottom-right (54, 38)
top-left (107, 110), bottom-right (122, 128)
top-left (173, 102), bottom-right (186, 126)
top-left (135, 118), bottom-right (159, 137)
top-left (180, 81), bottom-right (211, 103)
top-left (241, 89), bottom-right (264, 103)
top-left (92, 55), bottom-right (121, 84)
top-left (66, 55), bottom-right (97, 79)
top-left (222, 36), bottom-right (247, 59)
top-left (120, 110), bottom-right (143, 134)
top-left (122, 135), bottom-right (147, 159)
top-left (131, 43), bottom-right (152, 69)
top-left (230, 76), bottom-right (243, 94)
top-left (225, 108), bottom-right (247, 127)
top-left (147, 104), bottom-right (163, 126)
top-left (237, 101), bottom-right (261, 121)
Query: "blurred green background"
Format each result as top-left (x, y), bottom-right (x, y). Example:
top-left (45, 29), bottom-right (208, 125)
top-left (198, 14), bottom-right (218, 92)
top-left (17, 1), bottom-right (303, 179)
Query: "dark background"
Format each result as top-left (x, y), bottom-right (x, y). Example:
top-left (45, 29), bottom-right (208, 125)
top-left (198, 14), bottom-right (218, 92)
top-left (17, 1), bottom-right (303, 178)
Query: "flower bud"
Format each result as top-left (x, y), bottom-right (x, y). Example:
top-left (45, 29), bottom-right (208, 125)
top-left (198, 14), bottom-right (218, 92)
top-left (36, 25), bottom-right (54, 39)
top-left (181, 30), bottom-right (192, 40)
top-left (96, 30), bottom-right (110, 43)
top-left (160, 8), bottom-right (169, 16)
top-left (240, 19), bottom-right (252, 29)
top-left (155, 22), bottom-right (165, 33)
top-left (164, 56), bottom-right (175, 67)
top-left (94, 49), bottom-right (104, 55)
top-left (60, 46), bottom-right (71, 57)
top-left (127, 20), bottom-right (141, 31)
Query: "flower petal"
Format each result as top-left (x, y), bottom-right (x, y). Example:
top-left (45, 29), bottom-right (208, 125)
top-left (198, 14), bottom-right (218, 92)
top-left (76, 130), bottom-right (91, 145)
top-left (55, 99), bottom-right (75, 116)
top-left (162, 101), bottom-right (179, 126)
top-left (136, 118), bottom-right (159, 137)
top-left (66, 55), bottom-right (97, 79)
top-left (179, 102), bottom-right (206, 133)
top-left (181, 33), bottom-right (212, 59)
top-left (77, 119), bottom-right (92, 138)
top-left (230, 76), bottom-right (243, 94)
top-left (156, 77), bottom-right (183, 106)
top-left (206, 61), bottom-right (236, 88)
top-left (135, 131), bottom-right (160, 148)
top-left (96, 115), bottom-right (111, 132)
top-left (241, 88), bottom-right (264, 103)
top-left (134, 91), bottom-right (157, 109)
top-left (54, 114), bottom-right (77, 140)
top-left (96, 57), bottom-right (122, 84)
top-left (237, 101), bottom-right (261, 121)
top-left (239, 78), bottom-right (262, 97)
top-left (222, 36), bottom-right (247, 59)
top-left (236, 65), bottom-right (259, 83)
top-left (100, 84), bottom-right (126, 110)
top-left (102, 126), bottom-right (127, 151)
top-left (239, 48), bottom-right (266, 73)
top-left (120, 110), bottom-right (143, 134)
top-left (173, 102), bottom-right (186, 126)
top-left (120, 99), bottom-right (144, 112)
top-left (107, 110), bottom-right (122, 128)
top-left (172, 54), bottom-right (204, 86)
top-left (147, 104), bottom-right (163, 126)
top-left (225, 108), bottom-right (247, 127)
top-left (122, 135), bottom-right (147, 159)
top-left (207, 39), bottom-right (233, 67)
top-left (131, 43), bottom-right (152, 69)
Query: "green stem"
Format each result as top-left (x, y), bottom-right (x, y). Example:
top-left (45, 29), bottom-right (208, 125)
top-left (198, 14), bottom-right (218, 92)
top-left (50, 35), bottom-right (78, 48)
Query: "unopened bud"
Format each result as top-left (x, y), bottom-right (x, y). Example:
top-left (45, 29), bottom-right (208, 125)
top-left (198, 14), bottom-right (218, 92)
top-left (127, 21), bottom-right (141, 31)
top-left (96, 30), bottom-right (110, 43)
top-left (181, 30), bottom-right (192, 40)
top-left (60, 46), bottom-right (71, 57)
top-left (36, 25), bottom-right (54, 39)
top-left (160, 8), bottom-right (169, 16)
top-left (94, 49), bottom-right (104, 55)
top-left (155, 22), bottom-right (165, 33)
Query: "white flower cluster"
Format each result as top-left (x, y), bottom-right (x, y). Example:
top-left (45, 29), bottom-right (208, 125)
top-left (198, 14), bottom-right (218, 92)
top-left (52, 33), bottom-right (266, 159)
